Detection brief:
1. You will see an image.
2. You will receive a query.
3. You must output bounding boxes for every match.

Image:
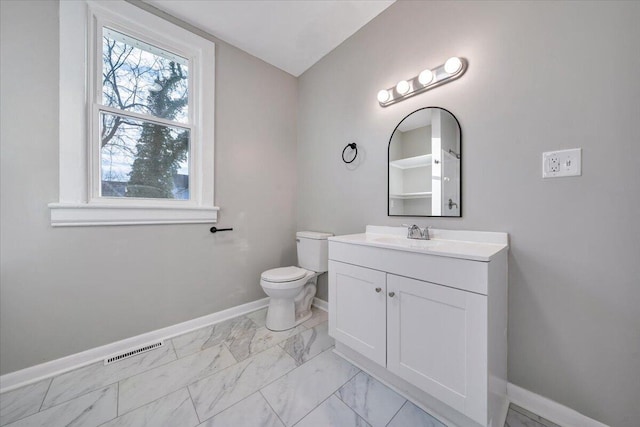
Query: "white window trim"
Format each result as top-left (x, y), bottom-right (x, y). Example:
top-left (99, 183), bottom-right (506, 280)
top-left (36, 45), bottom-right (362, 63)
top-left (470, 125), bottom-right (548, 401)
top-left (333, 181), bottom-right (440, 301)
top-left (50, 0), bottom-right (218, 226)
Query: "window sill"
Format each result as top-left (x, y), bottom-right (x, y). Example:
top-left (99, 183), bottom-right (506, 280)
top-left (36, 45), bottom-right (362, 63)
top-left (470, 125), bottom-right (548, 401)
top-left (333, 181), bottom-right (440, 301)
top-left (48, 203), bottom-right (219, 227)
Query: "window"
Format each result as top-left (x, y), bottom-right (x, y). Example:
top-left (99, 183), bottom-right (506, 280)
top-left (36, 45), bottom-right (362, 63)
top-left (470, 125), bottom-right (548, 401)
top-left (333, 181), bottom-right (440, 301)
top-left (50, 1), bottom-right (217, 226)
top-left (99, 29), bottom-right (191, 200)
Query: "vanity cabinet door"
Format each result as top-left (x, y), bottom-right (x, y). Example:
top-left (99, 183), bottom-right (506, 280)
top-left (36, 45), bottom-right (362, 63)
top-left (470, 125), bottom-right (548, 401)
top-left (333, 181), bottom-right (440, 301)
top-left (387, 274), bottom-right (488, 424)
top-left (328, 261), bottom-right (387, 366)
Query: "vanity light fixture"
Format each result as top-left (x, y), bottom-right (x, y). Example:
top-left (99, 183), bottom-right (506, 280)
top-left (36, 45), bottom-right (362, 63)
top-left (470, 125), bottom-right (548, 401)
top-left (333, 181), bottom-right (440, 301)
top-left (377, 89), bottom-right (391, 103)
top-left (395, 80), bottom-right (410, 95)
top-left (444, 57), bottom-right (463, 74)
top-left (418, 69), bottom-right (434, 85)
top-left (378, 56), bottom-right (467, 107)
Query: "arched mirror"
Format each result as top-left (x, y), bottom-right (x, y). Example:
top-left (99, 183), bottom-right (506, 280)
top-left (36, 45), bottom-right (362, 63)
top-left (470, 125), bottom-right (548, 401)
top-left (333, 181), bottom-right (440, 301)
top-left (388, 107), bottom-right (461, 217)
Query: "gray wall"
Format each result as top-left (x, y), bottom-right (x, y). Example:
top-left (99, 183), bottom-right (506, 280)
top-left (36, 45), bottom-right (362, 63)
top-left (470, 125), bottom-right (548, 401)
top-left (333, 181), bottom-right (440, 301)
top-left (297, 1), bottom-right (640, 426)
top-left (0, 1), bottom-right (298, 375)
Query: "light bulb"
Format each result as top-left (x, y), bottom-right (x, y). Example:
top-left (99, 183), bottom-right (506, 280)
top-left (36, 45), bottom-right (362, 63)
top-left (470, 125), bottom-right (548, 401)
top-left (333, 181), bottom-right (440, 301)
top-left (377, 89), bottom-right (390, 103)
top-left (444, 57), bottom-right (462, 74)
top-left (396, 80), bottom-right (410, 95)
top-left (418, 69), bottom-right (434, 85)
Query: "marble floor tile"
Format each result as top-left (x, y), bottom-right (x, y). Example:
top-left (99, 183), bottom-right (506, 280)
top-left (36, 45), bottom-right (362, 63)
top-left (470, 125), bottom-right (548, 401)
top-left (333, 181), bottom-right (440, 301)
top-left (101, 388), bottom-right (198, 427)
top-left (336, 371), bottom-right (406, 427)
top-left (225, 324), bottom-right (307, 362)
top-left (0, 308), bottom-right (560, 427)
top-left (118, 342), bottom-right (235, 414)
top-left (198, 392), bottom-right (284, 427)
top-left (0, 379), bottom-right (51, 426)
top-left (295, 395), bottom-right (370, 427)
top-left (42, 343), bottom-right (176, 409)
top-left (261, 348), bottom-right (360, 426)
top-left (505, 408), bottom-right (550, 427)
top-left (5, 385), bottom-right (116, 427)
top-left (172, 316), bottom-right (257, 359)
top-left (245, 308), bottom-right (267, 328)
top-left (508, 405), bottom-right (561, 427)
top-left (301, 307), bottom-right (328, 329)
top-left (386, 401), bottom-right (445, 427)
top-left (189, 345), bottom-right (297, 421)
top-left (279, 322), bottom-right (334, 365)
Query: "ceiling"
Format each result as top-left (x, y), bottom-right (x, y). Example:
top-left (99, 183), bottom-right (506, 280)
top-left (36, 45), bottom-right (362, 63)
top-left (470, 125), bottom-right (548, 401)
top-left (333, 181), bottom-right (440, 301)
top-left (145, 0), bottom-right (395, 77)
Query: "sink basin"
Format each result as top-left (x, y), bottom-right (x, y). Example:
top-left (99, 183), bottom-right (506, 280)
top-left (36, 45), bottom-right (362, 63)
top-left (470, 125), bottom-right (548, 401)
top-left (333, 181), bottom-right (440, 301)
top-left (371, 235), bottom-right (440, 249)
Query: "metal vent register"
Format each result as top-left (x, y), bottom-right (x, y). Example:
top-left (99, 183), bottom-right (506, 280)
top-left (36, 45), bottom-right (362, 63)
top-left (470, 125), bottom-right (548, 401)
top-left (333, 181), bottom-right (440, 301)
top-left (104, 341), bottom-right (164, 365)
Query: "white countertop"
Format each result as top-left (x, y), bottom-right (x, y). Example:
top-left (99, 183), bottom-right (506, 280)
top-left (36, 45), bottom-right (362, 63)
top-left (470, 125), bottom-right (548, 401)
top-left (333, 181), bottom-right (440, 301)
top-left (328, 225), bottom-right (508, 262)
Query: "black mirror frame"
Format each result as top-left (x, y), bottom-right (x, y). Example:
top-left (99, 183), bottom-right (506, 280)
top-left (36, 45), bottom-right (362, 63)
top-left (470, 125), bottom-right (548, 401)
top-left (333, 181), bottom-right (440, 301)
top-left (387, 106), bottom-right (462, 218)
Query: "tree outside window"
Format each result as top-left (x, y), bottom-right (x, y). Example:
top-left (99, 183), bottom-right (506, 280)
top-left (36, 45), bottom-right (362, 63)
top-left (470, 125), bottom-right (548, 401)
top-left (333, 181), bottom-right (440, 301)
top-left (100, 28), bottom-right (190, 200)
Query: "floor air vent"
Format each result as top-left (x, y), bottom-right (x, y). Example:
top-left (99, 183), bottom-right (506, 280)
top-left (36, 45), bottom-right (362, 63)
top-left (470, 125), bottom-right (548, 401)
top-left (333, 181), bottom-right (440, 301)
top-left (104, 341), bottom-right (164, 366)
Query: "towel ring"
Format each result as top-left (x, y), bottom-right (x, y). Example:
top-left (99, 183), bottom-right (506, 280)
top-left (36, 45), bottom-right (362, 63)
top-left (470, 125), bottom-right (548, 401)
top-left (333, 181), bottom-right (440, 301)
top-left (342, 143), bottom-right (358, 164)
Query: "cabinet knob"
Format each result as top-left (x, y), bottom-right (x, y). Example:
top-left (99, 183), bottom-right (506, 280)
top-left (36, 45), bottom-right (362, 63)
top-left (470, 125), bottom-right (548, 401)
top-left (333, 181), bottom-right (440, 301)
top-left (375, 287), bottom-right (382, 293)
top-left (388, 292), bottom-right (395, 297)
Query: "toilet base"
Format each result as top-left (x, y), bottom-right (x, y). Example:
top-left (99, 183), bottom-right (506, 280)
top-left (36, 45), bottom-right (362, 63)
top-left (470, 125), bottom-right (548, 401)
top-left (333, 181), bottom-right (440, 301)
top-left (266, 303), bottom-right (313, 332)
top-left (295, 309), bottom-right (314, 326)
top-left (265, 281), bottom-right (317, 331)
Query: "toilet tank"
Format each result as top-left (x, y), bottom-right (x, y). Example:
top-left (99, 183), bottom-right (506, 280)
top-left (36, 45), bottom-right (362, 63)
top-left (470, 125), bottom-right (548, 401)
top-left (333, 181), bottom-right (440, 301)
top-left (296, 231), bottom-right (333, 272)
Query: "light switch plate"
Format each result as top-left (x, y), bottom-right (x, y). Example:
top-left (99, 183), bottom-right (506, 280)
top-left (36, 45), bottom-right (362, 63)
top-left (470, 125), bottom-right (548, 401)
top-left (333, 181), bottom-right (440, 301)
top-left (542, 148), bottom-right (581, 178)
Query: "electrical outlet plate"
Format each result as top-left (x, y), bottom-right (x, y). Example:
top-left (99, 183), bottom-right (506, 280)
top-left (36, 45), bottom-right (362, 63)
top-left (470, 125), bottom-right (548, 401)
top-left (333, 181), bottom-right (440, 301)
top-left (542, 148), bottom-right (581, 178)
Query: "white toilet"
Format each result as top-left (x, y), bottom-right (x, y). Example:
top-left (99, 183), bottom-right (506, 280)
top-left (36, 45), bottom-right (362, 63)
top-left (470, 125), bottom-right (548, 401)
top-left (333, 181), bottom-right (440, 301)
top-left (260, 231), bottom-right (332, 331)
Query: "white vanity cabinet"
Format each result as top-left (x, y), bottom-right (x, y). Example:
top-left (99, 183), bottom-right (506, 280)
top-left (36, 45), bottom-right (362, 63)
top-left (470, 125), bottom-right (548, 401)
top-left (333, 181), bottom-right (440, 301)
top-left (386, 274), bottom-right (487, 421)
top-left (328, 261), bottom-right (386, 366)
top-left (328, 226), bottom-right (508, 427)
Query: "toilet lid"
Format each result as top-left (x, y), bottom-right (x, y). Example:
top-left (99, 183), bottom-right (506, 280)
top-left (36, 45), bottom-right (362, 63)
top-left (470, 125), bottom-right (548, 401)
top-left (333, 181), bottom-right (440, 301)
top-left (261, 266), bottom-right (307, 283)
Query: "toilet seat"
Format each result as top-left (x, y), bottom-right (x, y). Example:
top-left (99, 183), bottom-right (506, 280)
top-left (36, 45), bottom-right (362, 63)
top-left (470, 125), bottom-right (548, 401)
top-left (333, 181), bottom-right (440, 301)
top-left (261, 266), bottom-right (307, 283)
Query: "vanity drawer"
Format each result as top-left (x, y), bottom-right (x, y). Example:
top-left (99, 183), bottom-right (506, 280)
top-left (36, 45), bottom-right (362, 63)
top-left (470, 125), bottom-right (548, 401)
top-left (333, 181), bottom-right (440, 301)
top-left (329, 241), bottom-right (489, 295)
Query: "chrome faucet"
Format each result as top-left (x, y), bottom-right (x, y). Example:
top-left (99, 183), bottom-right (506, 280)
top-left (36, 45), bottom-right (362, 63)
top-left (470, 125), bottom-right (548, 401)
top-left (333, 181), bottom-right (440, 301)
top-left (402, 224), bottom-right (431, 240)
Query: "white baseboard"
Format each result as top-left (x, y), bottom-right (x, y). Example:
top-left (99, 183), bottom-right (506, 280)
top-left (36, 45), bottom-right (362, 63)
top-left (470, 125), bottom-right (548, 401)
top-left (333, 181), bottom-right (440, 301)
top-left (507, 383), bottom-right (609, 427)
top-left (312, 297), bottom-right (328, 312)
top-left (0, 297), bottom-right (270, 394)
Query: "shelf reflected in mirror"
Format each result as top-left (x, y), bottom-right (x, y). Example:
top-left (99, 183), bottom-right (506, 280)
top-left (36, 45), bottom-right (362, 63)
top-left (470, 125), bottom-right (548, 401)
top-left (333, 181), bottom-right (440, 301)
top-left (388, 107), bottom-right (461, 217)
